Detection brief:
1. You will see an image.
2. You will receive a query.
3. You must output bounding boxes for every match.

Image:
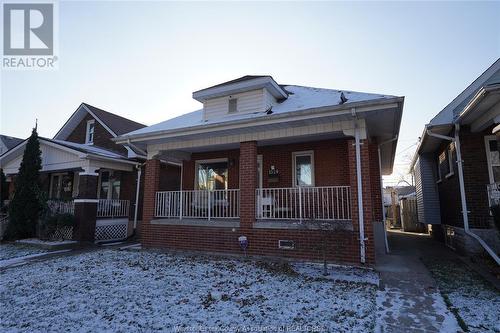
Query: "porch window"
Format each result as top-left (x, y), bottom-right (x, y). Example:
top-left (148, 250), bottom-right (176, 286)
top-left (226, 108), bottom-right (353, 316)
top-left (485, 136), bottom-right (500, 183)
top-left (86, 120), bottom-right (95, 144)
top-left (98, 170), bottom-right (121, 199)
top-left (49, 173), bottom-right (74, 200)
top-left (196, 159), bottom-right (228, 190)
top-left (292, 151), bottom-right (314, 187)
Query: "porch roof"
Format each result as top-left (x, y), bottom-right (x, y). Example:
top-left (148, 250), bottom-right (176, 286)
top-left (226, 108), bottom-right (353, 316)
top-left (0, 137), bottom-right (138, 175)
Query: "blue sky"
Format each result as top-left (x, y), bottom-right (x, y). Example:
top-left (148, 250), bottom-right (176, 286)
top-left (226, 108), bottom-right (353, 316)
top-left (1, 1), bottom-right (499, 185)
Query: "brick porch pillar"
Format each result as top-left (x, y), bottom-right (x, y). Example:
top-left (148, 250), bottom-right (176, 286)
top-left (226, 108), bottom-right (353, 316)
top-left (142, 159), bottom-right (160, 225)
top-left (73, 169), bottom-right (99, 242)
top-left (239, 141), bottom-right (257, 232)
top-left (348, 139), bottom-right (375, 264)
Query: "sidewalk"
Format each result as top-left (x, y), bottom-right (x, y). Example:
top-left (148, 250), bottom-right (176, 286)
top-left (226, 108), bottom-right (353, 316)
top-left (375, 231), bottom-right (461, 332)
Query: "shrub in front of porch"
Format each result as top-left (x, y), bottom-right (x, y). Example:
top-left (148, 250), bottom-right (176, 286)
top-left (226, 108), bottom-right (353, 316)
top-left (5, 128), bottom-right (44, 240)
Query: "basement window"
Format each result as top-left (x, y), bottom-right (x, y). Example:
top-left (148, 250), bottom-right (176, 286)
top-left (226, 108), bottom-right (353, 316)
top-left (278, 240), bottom-right (295, 250)
top-left (228, 98), bottom-right (237, 113)
top-left (86, 119), bottom-right (95, 144)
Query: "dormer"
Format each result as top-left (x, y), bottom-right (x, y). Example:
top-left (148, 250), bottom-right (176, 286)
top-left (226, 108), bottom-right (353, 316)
top-left (192, 76), bottom-right (288, 121)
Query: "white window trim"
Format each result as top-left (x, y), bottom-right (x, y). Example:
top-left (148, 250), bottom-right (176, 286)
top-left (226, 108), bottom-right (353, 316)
top-left (194, 158), bottom-right (229, 190)
top-left (85, 119), bottom-right (95, 145)
top-left (445, 145), bottom-right (455, 178)
top-left (485, 135), bottom-right (499, 184)
top-left (292, 150), bottom-right (315, 187)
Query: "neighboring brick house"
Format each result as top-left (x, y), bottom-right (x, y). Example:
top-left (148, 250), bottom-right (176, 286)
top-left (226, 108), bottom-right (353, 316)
top-left (412, 59), bottom-right (500, 263)
top-left (0, 103), bottom-right (175, 242)
top-left (116, 76), bottom-right (404, 265)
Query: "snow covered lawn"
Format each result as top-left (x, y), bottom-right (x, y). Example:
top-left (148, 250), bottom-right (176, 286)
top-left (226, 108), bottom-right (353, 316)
top-left (422, 256), bottom-right (500, 332)
top-left (0, 244), bottom-right (47, 261)
top-left (0, 249), bottom-right (378, 332)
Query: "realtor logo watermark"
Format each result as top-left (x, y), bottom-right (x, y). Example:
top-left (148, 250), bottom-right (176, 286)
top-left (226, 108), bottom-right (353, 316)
top-left (2, 1), bottom-right (58, 70)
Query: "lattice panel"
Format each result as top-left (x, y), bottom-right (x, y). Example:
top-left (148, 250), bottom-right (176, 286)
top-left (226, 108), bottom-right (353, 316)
top-left (48, 226), bottom-right (73, 241)
top-left (95, 223), bottom-right (127, 241)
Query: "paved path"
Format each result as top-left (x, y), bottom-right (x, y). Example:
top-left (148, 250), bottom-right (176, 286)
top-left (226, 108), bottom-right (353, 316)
top-left (375, 231), bottom-right (461, 333)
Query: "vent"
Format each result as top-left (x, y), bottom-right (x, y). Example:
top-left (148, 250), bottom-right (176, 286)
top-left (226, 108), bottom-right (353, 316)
top-left (278, 240), bottom-right (295, 250)
top-left (228, 98), bottom-right (237, 113)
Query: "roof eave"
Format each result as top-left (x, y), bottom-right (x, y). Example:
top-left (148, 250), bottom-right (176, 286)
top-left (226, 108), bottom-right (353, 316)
top-left (115, 96), bottom-right (404, 144)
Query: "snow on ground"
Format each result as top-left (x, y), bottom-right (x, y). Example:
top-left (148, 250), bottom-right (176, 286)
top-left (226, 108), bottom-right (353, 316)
top-left (292, 262), bottom-right (379, 286)
top-left (0, 249), bottom-right (378, 332)
top-left (0, 244), bottom-right (47, 261)
top-left (422, 256), bottom-right (500, 332)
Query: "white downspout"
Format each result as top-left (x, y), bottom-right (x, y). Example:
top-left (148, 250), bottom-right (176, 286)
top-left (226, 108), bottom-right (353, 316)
top-left (179, 163), bottom-right (183, 220)
top-left (427, 126), bottom-right (500, 265)
top-left (133, 164), bottom-right (142, 230)
top-left (378, 136), bottom-right (398, 253)
top-left (355, 125), bottom-right (366, 264)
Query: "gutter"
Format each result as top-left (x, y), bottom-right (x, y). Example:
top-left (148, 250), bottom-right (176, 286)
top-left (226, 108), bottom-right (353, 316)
top-left (427, 125), bottom-right (500, 265)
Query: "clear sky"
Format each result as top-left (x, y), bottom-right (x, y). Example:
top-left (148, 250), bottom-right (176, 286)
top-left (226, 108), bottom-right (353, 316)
top-left (1, 1), bottom-right (499, 186)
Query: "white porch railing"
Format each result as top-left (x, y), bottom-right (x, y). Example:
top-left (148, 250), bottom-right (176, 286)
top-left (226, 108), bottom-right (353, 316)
top-left (487, 182), bottom-right (500, 207)
top-left (256, 186), bottom-right (351, 221)
top-left (97, 199), bottom-right (130, 218)
top-left (155, 189), bottom-right (240, 220)
top-left (47, 200), bottom-right (75, 215)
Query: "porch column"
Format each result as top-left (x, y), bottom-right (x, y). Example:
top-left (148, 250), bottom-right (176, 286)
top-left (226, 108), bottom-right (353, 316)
top-left (348, 138), bottom-right (375, 264)
top-left (142, 159), bottom-right (160, 226)
top-left (73, 168), bottom-right (99, 242)
top-left (239, 141), bottom-right (257, 231)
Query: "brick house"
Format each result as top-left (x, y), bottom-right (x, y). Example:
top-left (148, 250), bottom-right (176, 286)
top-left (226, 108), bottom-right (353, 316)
top-left (412, 59), bottom-right (500, 263)
top-left (0, 103), bottom-right (180, 242)
top-left (116, 76), bottom-right (404, 265)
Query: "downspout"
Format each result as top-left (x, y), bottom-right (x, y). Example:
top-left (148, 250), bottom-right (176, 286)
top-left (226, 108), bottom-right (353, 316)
top-left (427, 126), bottom-right (500, 265)
top-left (133, 163), bottom-right (143, 230)
top-left (353, 114), bottom-right (366, 264)
top-left (378, 136), bottom-right (398, 253)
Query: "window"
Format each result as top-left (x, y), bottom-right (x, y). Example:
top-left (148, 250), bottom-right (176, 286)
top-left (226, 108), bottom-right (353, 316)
top-left (228, 98), bottom-right (237, 113)
top-left (436, 154), bottom-right (443, 182)
top-left (49, 173), bottom-right (74, 200)
top-left (86, 120), bottom-right (95, 144)
top-left (445, 143), bottom-right (455, 178)
top-left (98, 170), bottom-right (121, 199)
top-left (292, 151), bottom-right (314, 187)
top-left (485, 136), bottom-right (500, 183)
top-left (196, 159), bottom-right (228, 190)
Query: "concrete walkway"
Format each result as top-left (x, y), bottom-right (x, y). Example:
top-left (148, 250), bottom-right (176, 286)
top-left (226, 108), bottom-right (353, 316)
top-left (375, 231), bottom-right (461, 333)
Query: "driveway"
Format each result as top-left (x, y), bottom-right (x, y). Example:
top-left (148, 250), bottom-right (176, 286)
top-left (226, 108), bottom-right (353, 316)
top-left (376, 230), bottom-right (499, 333)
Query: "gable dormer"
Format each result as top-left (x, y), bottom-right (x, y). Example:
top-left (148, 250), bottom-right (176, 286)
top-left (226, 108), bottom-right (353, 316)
top-left (192, 76), bottom-right (288, 121)
top-left (53, 103), bottom-right (146, 156)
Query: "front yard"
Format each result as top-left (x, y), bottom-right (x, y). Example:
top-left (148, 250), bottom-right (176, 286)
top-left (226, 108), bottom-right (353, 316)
top-left (0, 248), bottom-right (378, 332)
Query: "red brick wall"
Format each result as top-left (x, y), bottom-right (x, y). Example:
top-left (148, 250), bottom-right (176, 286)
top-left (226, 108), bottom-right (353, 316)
top-left (258, 139), bottom-right (350, 188)
top-left (140, 138), bottom-right (377, 265)
top-left (66, 113), bottom-right (128, 155)
top-left (435, 126), bottom-right (493, 229)
top-left (460, 125), bottom-right (494, 228)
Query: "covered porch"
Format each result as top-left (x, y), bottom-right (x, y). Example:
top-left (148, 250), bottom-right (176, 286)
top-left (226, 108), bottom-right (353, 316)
top-left (0, 138), bottom-right (141, 242)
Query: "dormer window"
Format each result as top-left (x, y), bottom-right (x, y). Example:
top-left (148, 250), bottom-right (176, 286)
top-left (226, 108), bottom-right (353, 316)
top-left (86, 119), bottom-right (95, 144)
top-left (228, 98), bottom-right (237, 113)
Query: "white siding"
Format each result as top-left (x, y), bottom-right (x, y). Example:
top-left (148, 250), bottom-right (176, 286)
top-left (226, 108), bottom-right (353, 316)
top-left (263, 88), bottom-right (276, 110)
top-left (204, 89), bottom-right (274, 121)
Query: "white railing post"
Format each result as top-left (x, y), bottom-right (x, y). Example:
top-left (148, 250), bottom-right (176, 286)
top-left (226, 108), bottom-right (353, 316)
top-left (207, 190), bottom-right (211, 221)
top-left (298, 186), bottom-right (303, 222)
